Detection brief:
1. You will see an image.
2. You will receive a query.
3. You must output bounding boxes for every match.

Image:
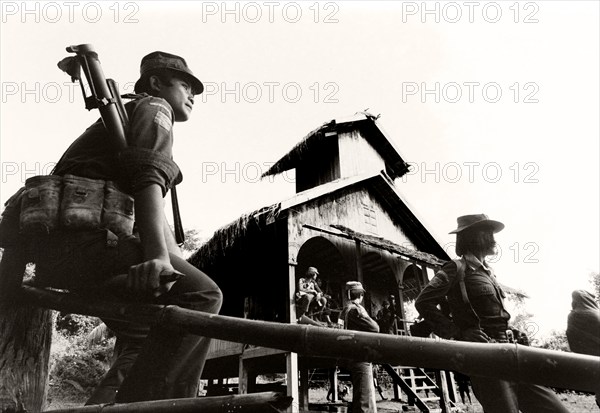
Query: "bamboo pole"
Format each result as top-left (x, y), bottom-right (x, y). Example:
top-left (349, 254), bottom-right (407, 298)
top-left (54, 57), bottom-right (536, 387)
top-left (21, 285), bottom-right (600, 394)
top-left (44, 391), bottom-right (291, 412)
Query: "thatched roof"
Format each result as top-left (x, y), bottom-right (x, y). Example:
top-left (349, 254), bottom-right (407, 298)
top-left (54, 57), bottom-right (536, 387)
top-left (261, 112), bottom-right (410, 180)
top-left (329, 224), bottom-right (446, 267)
top-left (191, 203), bottom-right (281, 264)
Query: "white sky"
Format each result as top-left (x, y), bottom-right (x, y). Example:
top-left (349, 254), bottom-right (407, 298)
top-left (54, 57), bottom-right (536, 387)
top-left (1, 1), bottom-right (598, 339)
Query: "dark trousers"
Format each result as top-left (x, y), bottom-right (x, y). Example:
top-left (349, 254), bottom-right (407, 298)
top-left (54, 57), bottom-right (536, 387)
top-left (346, 361), bottom-right (377, 413)
top-left (296, 293), bottom-right (316, 316)
top-left (29, 230), bottom-right (223, 404)
top-left (470, 375), bottom-right (570, 413)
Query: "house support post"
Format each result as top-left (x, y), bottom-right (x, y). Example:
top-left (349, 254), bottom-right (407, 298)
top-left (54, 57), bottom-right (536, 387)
top-left (286, 352), bottom-right (299, 413)
top-left (299, 361), bottom-right (309, 410)
top-left (435, 370), bottom-right (452, 413)
top-left (238, 356), bottom-right (251, 395)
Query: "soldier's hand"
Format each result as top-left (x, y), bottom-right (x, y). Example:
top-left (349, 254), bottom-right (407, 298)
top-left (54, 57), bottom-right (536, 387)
top-left (460, 328), bottom-right (490, 343)
top-left (127, 258), bottom-right (176, 296)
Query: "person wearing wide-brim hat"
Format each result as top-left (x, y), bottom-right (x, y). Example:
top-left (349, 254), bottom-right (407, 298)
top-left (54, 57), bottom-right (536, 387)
top-left (448, 213), bottom-right (504, 234)
top-left (32, 50), bottom-right (223, 405)
top-left (340, 281), bottom-right (379, 412)
top-left (415, 215), bottom-right (569, 413)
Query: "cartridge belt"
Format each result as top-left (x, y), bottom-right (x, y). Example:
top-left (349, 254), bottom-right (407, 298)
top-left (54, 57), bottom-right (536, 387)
top-left (19, 174), bottom-right (134, 237)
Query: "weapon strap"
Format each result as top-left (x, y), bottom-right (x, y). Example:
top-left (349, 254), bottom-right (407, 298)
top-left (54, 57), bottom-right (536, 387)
top-left (454, 259), bottom-right (469, 304)
top-left (453, 258), bottom-right (481, 324)
top-left (171, 186), bottom-right (185, 245)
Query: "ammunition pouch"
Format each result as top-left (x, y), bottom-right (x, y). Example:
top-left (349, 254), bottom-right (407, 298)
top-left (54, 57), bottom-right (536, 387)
top-left (0, 175), bottom-right (135, 246)
top-left (0, 186), bottom-right (26, 247)
top-left (20, 175), bottom-right (63, 233)
top-left (61, 175), bottom-right (105, 231)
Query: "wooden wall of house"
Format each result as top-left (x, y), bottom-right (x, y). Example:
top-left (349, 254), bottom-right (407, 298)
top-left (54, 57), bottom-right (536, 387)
top-left (287, 187), bottom-right (415, 249)
top-left (338, 130), bottom-right (386, 179)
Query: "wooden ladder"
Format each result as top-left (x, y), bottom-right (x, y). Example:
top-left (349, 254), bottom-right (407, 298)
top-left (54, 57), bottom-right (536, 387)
top-left (382, 364), bottom-right (446, 413)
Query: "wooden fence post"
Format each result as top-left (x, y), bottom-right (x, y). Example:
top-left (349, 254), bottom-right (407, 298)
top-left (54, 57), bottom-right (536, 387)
top-left (0, 248), bottom-right (53, 413)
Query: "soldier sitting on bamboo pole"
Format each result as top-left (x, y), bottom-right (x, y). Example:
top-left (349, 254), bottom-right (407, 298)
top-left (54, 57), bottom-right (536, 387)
top-left (295, 266), bottom-right (328, 321)
top-left (1, 49), bottom-right (223, 406)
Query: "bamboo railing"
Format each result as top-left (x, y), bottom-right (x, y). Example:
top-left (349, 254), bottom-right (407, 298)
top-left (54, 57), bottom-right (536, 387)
top-left (44, 392), bottom-right (291, 413)
top-left (21, 285), bottom-right (600, 396)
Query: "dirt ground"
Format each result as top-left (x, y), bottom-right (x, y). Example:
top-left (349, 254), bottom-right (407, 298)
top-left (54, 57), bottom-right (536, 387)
top-left (46, 383), bottom-right (598, 412)
top-left (308, 386), bottom-right (599, 413)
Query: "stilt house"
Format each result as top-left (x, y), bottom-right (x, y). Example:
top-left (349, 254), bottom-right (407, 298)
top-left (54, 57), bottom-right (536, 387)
top-left (188, 112), bottom-right (452, 408)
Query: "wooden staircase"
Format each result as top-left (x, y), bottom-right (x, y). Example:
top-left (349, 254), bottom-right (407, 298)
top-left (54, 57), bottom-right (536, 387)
top-left (382, 364), bottom-right (458, 413)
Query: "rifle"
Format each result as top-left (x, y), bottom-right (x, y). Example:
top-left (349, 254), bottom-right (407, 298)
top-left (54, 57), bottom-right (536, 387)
top-left (58, 44), bottom-right (186, 245)
top-left (58, 44), bottom-right (128, 150)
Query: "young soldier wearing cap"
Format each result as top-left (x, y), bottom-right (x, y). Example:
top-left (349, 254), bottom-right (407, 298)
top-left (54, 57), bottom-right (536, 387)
top-left (296, 266), bottom-right (328, 320)
top-left (28, 52), bottom-right (223, 404)
top-left (415, 214), bottom-right (568, 413)
top-left (340, 281), bottom-right (379, 413)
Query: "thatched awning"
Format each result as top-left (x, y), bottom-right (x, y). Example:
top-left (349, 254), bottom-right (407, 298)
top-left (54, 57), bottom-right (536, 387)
top-left (261, 112), bottom-right (410, 180)
top-left (190, 203), bottom-right (281, 265)
top-left (328, 224), bottom-right (446, 267)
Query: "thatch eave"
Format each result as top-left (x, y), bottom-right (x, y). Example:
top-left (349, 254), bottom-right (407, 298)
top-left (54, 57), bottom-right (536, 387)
top-left (189, 203), bottom-right (282, 265)
top-left (261, 112), bottom-right (410, 180)
top-left (328, 224), bottom-right (446, 267)
top-left (260, 120), bottom-right (333, 178)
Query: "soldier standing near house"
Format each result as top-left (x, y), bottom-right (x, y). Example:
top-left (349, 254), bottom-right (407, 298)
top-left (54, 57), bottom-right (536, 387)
top-left (376, 300), bottom-right (395, 334)
top-left (415, 214), bottom-right (569, 413)
top-left (19, 51), bottom-right (223, 404)
top-left (340, 281), bottom-right (380, 413)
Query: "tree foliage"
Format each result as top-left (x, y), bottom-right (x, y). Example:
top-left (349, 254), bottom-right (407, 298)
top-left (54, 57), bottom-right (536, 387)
top-left (504, 293), bottom-right (539, 343)
top-left (49, 313), bottom-right (114, 404)
top-left (589, 272), bottom-right (600, 303)
top-left (537, 329), bottom-right (570, 352)
top-left (181, 228), bottom-right (207, 258)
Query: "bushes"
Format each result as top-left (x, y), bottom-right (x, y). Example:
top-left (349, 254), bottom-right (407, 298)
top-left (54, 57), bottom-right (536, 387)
top-left (49, 313), bottom-right (114, 404)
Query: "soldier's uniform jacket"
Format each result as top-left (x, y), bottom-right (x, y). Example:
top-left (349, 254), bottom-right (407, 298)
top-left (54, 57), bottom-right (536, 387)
top-left (53, 94), bottom-right (182, 197)
top-left (341, 302), bottom-right (380, 333)
top-left (415, 253), bottom-right (511, 340)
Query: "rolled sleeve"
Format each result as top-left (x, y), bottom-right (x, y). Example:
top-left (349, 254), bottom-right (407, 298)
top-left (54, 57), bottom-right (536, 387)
top-left (120, 97), bottom-right (182, 196)
top-left (119, 148), bottom-right (182, 196)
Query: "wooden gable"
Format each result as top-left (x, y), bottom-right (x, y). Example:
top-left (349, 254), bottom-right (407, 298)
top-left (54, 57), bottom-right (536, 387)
top-left (262, 112), bottom-right (410, 194)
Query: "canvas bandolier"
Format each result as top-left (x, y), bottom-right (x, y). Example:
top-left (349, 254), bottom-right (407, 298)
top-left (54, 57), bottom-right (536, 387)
top-left (0, 44), bottom-right (186, 248)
